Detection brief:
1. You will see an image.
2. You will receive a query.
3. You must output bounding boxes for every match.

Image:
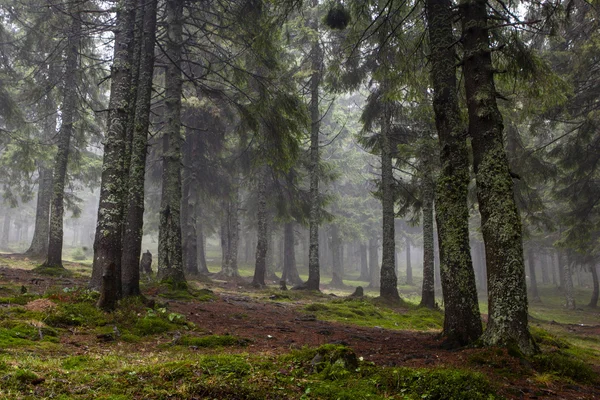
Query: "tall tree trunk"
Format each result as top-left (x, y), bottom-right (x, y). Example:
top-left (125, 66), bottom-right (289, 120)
top-left (330, 223), bottom-right (344, 287)
top-left (157, 0), bottom-right (186, 286)
top-left (224, 179), bottom-right (240, 277)
top-left (45, 7), bottom-right (81, 269)
top-left (527, 247), bottom-right (541, 303)
top-left (253, 167), bottom-right (268, 287)
top-left (405, 236), bottom-right (413, 285)
top-left (121, 0), bottom-right (158, 297)
top-left (380, 104), bottom-right (400, 302)
top-left (462, 0), bottom-right (536, 354)
top-left (369, 238), bottom-right (380, 288)
top-left (283, 221), bottom-right (302, 285)
top-left (196, 218), bottom-right (209, 274)
top-left (91, 0), bottom-right (136, 295)
top-left (426, 0), bottom-right (482, 345)
top-left (561, 250), bottom-right (575, 309)
top-left (26, 167), bottom-right (53, 258)
top-left (588, 264), bottom-right (598, 308)
top-left (420, 177), bottom-right (435, 308)
top-left (182, 148), bottom-right (199, 276)
top-left (541, 252), bottom-right (549, 284)
top-left (220, 204), bottom-right (229, 270)
top-left (304, 14), bottom-right (322, 291)
top-left (359, 243), bottom-right (369, 281)
top-left (1, 213), bottom-right (11, 250)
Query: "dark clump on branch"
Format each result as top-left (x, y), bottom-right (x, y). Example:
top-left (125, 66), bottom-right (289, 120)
top-left (324, 4), bottom-right (350, 30)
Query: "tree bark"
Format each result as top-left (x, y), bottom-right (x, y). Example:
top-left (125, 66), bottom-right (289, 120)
top-left (26, 167), bottom-right (53, 258)
top-left (426, 0), bottom-right (482, 346)
top-left (45, 7), bottom-right (81, 269)
top-left (560, 250), bottom-right (576, 309)
top-left (224, 178), bottom-right (240, 277)
top-left (369, 238), bottom-right (380, 288)
top-left (121, 0), bottom-right (158, 297)
top-left (91, 0), bottom-right (136, 295)
top-left (527, 247), bottom-right (541, 303)
top-left (253, 167), bottom-right (268, 287)
top-left (196, 218), bottom-right (209, 274)
top-left (589, 264), bottom-right (598, 308)
top-left (405, 236), bottom-right (413, 285)
top-left (359, 243), bottom-right (369, 281)
top-left (330, 223), bottom-right (344, 287)
top-left (157, 0), bottom-right (186, 286)
top-left (304, 13), bottom-right (322, 291)
top-left (380, 103), bottom-right (400, 302)
top-left (181, 130), bottom-right (200, 276)
top-left (1, 213), bottom-right (11, 250)
top-left (283, 221), bottom-right (302, 285)
top-left (462, 0), bottom-right (536, 354)
top-left (420, 177), bottom-right (435, 308)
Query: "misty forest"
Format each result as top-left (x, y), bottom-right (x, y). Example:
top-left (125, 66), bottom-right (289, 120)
top-left (0, 0), bottom-right (599, 398)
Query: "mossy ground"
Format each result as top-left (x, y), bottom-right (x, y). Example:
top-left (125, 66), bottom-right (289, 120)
top-left (0, 253), bottom-right (598, 399)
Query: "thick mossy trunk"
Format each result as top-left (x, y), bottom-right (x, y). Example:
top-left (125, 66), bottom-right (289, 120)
top-left (283, 222), bottom-right (302, 285)
top-left (330, 223), bottom-right (344, 287)
top-left (589, 264), bottom-right (599, 308)
top-left (253, 167), bottom-right (268, 287)
top-left (420, 176), bottom-right (435, 308)
top-left (527, 247), bottom-right (541, 303)
top-left (121, 0), bottom-right (158, 297)
top-left (462, 0), bottom-right (536, 354)
top-left (157, 0), bottom-right (186, 286)
top-left (426, 0), bottom-right (482, 346)
top-left (380, 106), bottom-right (400, 302)
top-left (26, 167), bottom-right (53, 258)
top-left (91, 0), bottom-right (136, 295)
top-left (304, 29), bottom-right (322, 292)
top-left (45, 8), bottom-right (81, 270)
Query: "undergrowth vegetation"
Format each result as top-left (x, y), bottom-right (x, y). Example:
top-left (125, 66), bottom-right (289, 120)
top-left (0, 256), bottom-right (598, 398)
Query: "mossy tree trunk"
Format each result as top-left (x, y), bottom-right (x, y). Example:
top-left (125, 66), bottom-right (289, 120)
top-left (253, 167), bottom-right (269, 287)
top-left (157, 0), bottom-right (186, 286)
top-left (461, 0), bottom-right (536, 354)
top-left (420, 175), bottom-right (435, 308)
top-left (45, 7), bottom-right (81, 270)
top-left (304, 22), bottom-right (322, 291)
top-left (379, 103), bottom-right (400, 302)
top-left (121, 0), bottom-right (158, 297)
top-left (426, 0), bottom-right (482, 346)
top-left (91, 0), bottom-right (136, 295)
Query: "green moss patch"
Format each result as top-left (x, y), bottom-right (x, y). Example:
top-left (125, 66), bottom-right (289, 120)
top-left (303, 298), bottom-right (443, 330)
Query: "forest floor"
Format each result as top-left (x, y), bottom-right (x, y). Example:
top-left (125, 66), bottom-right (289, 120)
top-left (0, 252), bottom-right (599, 399)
